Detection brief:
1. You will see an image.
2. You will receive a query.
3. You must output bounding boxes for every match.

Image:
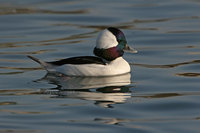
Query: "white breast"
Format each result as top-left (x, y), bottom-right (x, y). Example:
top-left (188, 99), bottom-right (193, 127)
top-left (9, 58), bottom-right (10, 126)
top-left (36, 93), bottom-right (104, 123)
top-left (51, 57), bottom-right (131, 76)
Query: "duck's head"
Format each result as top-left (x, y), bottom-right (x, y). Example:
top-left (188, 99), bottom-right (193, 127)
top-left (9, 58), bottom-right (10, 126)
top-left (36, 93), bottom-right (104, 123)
top-left (93, 27), bottom-right (137, 61)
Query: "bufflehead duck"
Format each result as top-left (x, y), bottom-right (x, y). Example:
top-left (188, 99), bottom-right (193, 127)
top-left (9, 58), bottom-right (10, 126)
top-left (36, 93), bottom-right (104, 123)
top-left (27, 27), bottom-right (137, 76)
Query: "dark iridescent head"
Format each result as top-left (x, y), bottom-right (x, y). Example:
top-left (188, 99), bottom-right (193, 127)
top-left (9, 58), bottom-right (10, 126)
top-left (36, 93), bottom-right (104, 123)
top-left (94, 27), bottom-right (136, 61)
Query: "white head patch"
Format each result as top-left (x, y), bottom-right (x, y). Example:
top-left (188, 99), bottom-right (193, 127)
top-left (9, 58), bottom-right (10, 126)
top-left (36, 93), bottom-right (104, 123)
top-left (96, 29), bottom-right (118, 49)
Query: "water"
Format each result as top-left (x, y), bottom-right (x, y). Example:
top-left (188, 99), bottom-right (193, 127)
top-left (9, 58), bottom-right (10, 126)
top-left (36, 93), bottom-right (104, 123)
top-left (0, 0), bottom-right (200, 132)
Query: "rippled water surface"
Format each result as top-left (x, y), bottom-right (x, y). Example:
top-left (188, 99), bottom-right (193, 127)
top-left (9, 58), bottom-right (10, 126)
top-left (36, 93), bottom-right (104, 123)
top-left (0, 0), bottom-right (200, 133)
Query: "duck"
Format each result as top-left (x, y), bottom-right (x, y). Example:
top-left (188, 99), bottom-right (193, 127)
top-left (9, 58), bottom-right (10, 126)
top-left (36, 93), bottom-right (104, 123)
top-left (27, 27), bottom-right (137, 76)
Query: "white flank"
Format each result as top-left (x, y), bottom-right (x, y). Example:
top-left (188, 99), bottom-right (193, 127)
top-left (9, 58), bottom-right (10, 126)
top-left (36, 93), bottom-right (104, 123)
top-left (53, 57), bottom-right (131, 76)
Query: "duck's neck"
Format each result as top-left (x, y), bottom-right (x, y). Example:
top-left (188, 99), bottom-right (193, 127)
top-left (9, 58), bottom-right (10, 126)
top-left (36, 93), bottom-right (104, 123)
top-left (93, 46), bottom-right (124, 61)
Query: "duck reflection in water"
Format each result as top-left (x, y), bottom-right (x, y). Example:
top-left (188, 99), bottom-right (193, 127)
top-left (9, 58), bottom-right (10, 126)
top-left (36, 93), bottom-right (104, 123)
top-left (38, 73), bottom-right (132, 108)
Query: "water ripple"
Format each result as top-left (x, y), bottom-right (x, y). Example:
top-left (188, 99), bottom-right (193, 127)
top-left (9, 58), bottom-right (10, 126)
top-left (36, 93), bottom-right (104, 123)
top-left (0, 6), bottom-right (89, 15)
top-left (67, 116), bottom-right (200, 126)
top-left (0, 89), bottom-right (41, 96)
top-left (133, 16), bottom-right (200, 24)
top-left (0, 109), bottom-right (52, 114)
top-left (0, 49), bottom-right (54, 55)
top-left (0, 101), bottom-right (17, 106)
top-left (131, 59), bottom-right (200, 68)
top-left (0, 31), bottom-right (92, 48)
top-left (175, 72), bottom-right (200, 77)
top-left (134, 92), bottom-right (200, 98)
top-left (0, 66), bottom-right (41, 71)
top-left (0, 129), bottom-right (37, 133)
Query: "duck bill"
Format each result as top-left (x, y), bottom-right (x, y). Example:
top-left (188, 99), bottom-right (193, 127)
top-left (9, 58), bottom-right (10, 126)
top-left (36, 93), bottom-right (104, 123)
top-left (124, 44), bottom-right (138, 53)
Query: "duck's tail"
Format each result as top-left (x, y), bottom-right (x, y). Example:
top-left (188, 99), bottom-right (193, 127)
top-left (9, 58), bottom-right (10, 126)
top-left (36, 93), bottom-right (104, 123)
top-left (27, 55), bottom-right (51, 69)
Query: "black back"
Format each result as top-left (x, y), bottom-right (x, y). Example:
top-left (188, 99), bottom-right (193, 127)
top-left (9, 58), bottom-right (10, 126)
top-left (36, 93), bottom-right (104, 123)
top-left (48, 56), bottom-right (106, 66)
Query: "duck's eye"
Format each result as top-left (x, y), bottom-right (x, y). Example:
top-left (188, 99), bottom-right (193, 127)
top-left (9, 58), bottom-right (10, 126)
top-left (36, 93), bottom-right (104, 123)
top-left (118, 39), bottom-right (127, 44)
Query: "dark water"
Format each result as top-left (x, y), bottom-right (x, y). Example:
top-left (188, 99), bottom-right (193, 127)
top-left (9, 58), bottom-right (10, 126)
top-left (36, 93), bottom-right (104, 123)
top-left (0, 0), bottom-right (200, 133)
